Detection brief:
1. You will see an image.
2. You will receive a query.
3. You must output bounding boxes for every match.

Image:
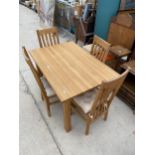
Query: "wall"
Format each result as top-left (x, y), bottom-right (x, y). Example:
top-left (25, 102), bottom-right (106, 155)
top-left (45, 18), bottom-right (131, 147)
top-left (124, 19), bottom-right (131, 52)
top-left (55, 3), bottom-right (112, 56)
top-left (94, 0), bottom-right (120, 39)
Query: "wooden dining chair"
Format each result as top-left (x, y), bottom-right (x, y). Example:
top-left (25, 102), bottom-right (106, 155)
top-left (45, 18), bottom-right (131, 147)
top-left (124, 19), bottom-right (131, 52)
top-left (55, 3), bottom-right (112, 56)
top-left (22, 46), bottom-right (59, 116)
top-left (36, 27), bottom-right (60, 48)
top-left (84, 35), bottom-right (113, 63)
top-left (71, 68), bottom-right (129, 135)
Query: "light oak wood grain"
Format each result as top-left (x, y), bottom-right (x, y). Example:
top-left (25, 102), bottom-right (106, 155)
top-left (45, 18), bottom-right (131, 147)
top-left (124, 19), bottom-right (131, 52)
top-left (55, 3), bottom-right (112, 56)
top-left (30, 42), bottom-right (119, 102)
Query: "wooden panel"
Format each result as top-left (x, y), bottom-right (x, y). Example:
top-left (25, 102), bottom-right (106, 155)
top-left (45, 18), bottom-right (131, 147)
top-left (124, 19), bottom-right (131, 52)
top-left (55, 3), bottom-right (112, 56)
top-left (118, 60), bottom-right (135, 110)
top-left (117, 73), bottom-right (135, 109)
top-left (116, 13), bottom-right (133, 27)
top-left (108, 22), bottom-right (135, 49)
top-left (30, 42), bottom-right (119, 102)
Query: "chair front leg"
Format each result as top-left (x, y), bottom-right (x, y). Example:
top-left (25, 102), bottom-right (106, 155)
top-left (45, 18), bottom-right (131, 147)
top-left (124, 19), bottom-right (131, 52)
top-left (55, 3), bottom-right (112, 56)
top-left (85, 119), bottom-right (91, 135)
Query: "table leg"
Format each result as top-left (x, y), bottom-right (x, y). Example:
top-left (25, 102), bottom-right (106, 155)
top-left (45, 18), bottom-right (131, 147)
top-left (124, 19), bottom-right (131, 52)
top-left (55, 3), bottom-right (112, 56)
top-left (63, 99), bottom-right (72, 132)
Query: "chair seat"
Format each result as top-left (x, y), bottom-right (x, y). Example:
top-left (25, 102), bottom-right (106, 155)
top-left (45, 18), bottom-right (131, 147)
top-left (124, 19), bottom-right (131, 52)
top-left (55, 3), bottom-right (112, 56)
top-left (83, 44), bottom-right (92, 53)
top-left (73, 89), bottom-right (97, 113)
top-left (40, 77), bottom-right (55, 97)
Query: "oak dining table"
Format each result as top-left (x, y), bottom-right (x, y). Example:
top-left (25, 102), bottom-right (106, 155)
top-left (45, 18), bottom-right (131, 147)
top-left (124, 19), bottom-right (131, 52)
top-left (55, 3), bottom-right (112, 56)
top-left (30, 41), bottom-right (120, 132)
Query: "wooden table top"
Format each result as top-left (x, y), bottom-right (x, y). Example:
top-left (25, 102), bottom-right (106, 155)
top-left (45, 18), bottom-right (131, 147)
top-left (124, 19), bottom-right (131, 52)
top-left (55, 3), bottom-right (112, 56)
top-left (30, 42), bottom-right (119, 102)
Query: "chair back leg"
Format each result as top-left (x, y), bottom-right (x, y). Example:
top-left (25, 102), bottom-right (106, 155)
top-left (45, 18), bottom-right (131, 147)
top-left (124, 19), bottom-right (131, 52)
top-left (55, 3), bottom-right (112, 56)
top-left (47, 102), bottom-right (51, 117)
top-left (104, 110), bottom-right (109, 121)
top-left (44, 96), bottom-right (51, 117)
top-left (41, 92), bottom-right (44, 101)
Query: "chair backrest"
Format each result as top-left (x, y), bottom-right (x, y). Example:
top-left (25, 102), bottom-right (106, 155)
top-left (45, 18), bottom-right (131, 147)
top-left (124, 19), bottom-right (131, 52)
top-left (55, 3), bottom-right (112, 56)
top-left (36, 27), bottom-right (60, 48)
top-left (90, 35), bottom-right (111, 63)
top-left (22, 47), bottom-right (47, 98)
top-left (89, 68), bottom-right (129, 119)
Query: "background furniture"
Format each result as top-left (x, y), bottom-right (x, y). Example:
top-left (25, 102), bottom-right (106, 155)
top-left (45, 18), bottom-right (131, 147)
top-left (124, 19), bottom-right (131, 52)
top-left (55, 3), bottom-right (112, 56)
top-left (54, 0), bottom-right (76, 30)
top-left (117, 59), bottom-right (135, 110)
top-left (30, 42), bottom-right (119, 132)
top-left (72, 69), bottom-right (129, 135)
top-left (110, 45), bottom-right (131, 57)
top-left (19, 0), bottom-right (38, 12)
top-left (119, 0), bottom-right (135, 11)
top-left (74, 4), bottom-right (96, 44)
top-left (73, 2), bottom-right (96, 44)
top-left (107, 13), bottom-right (135, 108)
top-left (22, 47), bottom-right (58, 116)
top-left (74, 16), bottom-right (95, 44)
top-left (37, 27), bottom-right (60, 48)
top-left (107, 13), bottom-right (135, 68)
top-left (108, 13), bottom-right (135, 50)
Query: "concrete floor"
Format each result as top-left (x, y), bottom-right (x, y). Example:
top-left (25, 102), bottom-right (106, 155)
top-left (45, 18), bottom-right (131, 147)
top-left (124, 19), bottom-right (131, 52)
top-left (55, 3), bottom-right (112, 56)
top-left (19, 5), bottom-right (135, 155)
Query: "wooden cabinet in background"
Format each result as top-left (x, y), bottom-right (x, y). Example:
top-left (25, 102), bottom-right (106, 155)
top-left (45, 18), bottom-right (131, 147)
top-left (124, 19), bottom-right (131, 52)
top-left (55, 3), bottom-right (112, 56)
top-left (117, 60), bottom-right (135, 110)
top-left (108, 13), bottom-right (135, 50)
top-left (74, 17), bottom-right (95, 44)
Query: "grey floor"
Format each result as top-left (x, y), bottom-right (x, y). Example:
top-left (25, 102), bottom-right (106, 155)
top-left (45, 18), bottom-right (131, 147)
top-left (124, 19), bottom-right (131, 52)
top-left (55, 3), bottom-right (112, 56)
top-left (19, 5), bottom-right (135, 155)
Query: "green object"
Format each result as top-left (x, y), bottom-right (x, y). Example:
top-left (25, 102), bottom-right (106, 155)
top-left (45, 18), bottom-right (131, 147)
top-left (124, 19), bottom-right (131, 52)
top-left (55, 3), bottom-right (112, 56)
top-left (94, 0), bottom-right (120, 39)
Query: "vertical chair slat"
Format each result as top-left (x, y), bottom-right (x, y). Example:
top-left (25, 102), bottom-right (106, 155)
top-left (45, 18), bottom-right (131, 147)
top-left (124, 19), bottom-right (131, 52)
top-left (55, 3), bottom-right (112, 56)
top-left (49, 33), bottom-right (53, 45)
top-left (41, 35), bottom-right (46, 47)
top-left (37, 27), bottom-right (60, 48)
top-left (45, 33), bottom-right (50, 46)
top-left (90, 35), bottom-right (111, 63)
